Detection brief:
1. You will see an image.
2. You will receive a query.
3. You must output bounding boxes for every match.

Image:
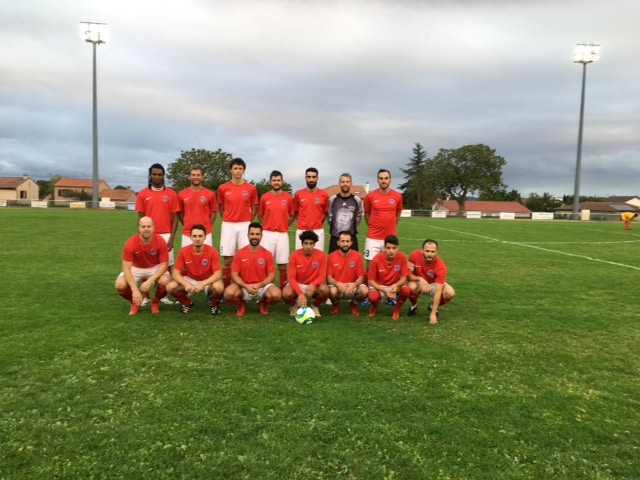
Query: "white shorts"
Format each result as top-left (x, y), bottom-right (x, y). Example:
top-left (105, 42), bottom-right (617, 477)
top-left (118, 266), bottom-right (170, 283)
top-left (241, 283), bottom-right (275, 302)
top-left (261, 230), bottom-right (290, 264)
top-left (219, 221), bottom-right (250, 257)
top-left (419, 282), bottom-right (449, 297)
top-left (328, 284), bottom-right (358, 300)
top-left (295, 228), bottom-right (325, 251)
top-left (158, 233), bottom-right (175, 266)
top-left (181, 233), bottom-right (213, 248)
top-left (181, 275), bottom-right (214, 295)
top-left (364, 237), bottom-right (385, 261)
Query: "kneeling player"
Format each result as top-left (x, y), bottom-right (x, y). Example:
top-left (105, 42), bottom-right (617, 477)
top-left (327, 231), bottom-right (368, 316)
top-left (167, 224), bottom-right (224, 315)
top-left (366, 235), bottom-right (410, 320)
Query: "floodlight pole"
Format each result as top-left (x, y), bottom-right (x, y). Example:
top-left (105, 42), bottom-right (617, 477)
top-left (81, 21), bottom-right (107, 209)
top-left (571, 43), bottom-right (600, 220)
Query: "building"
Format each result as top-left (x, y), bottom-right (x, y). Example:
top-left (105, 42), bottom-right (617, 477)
top-left (555, 201), bottom-right (640, 220)
top-left (0, 175), bottom-right (39, 201)
top-left (53, 178), bottom-right (110, 202)
top-left (433, 200), bottom-right (531, 218)
top-left (99, 188), bottom-right (137, 203)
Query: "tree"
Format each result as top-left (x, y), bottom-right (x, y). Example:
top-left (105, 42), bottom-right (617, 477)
top-left (421, 144), bottom-right (507, 211)
top-left (250, 178), bottom-right (293, 197)
top-left (399, 142), bottom-right (428, 209)
top-left (114, 185), bottom-right (131, 190)
top-left (166, 148), bottom-right (234, 191)
top-left (36, 174), bottom-right (62, 200)
top-left (526, 193), bottom-right (563, 212)
top-left (478, 187), bottom-right (522, 203)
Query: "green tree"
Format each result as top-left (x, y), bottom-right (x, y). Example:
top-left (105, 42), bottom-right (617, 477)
top-left (422, 144), bottom-right (507, 211)
top-left (479, 187), bottom-right (522, 203)
top-left (399, 142), bottom-right (428, 209)
top-left (36, 174), bottom-right (62, 200)
top-left (114, 185), bottom-right (131, 190)
top-left (250, 178), bottom-right (293, 197)
top-left (166, 148), bottom-right (233, 191)
top-left (526, 193), bottom-right (563, 212)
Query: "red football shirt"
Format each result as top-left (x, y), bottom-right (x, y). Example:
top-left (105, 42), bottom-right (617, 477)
top-left (408, 250), bottom-right (447, 284)
top-left (178, 187), bottom-right (218, 235)
top-left (231, 245), bottom-right (276, 284)
top-left (259, 191), bottom-right (294, 232)
top-left (363, 189), bottom-right (403, 240)
top-left (218, 181), bottom-right (258, 222)
top-left (122, 233), bottom-right (169, 268)
top-left (367, 251), bottom-right (408, 286)
top-left (135, 187), bottom-right (180, 234)
top-left (174, 244), bottom-right (221, 281)
top-left (327, 249), bottom-right (365, 283)
top-left (293, 188), bottom-right (329, 230)
top-left (288, 248), bottom-right (327, 295)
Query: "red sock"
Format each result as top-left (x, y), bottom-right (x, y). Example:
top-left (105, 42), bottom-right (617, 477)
top-left (223, 267), bottom-right (231, 288)
top-left (409, 293), bottom-right (419, 307)
top-left (172, 290), bottom-right (190, 306)
top-left (210, 295), bottom-right (222, 307)
top-left (117, 288), bottom-right (132, 302)
top-left (153, 284), bottom-right (167, 303)
top-left (368, 290), bottom-right (381, 306)
top-left (279, 269), bottom-right (288, 289)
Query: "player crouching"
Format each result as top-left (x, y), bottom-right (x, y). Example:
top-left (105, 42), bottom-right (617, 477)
top-left (366, 235), bottom-right (410, 320)
top-left (327, 231), bottom-right (368, 316)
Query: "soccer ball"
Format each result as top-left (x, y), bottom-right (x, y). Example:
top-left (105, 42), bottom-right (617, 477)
top-left (295, 306), bottom-right (315, 325)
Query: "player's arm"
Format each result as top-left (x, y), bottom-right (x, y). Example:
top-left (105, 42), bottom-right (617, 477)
top-left (147, 262), bottom-right (168, 285)
top-left (199, 268), bottom-right (222, 288)
top-left (122, 260), bottom-right (139, 293)
top-left (430, 283), bottom-right (444, 324)
top-left (172, 267), bottom-right (191, 290)
top-left (167, 213), bottom-right (178, 251)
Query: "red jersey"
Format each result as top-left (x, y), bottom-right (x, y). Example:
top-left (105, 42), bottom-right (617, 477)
top-left (408, 250), bottom-right (447, 284)
top-left (363, 189), bottom-right (403, 240)
top-left (175, 244), bottom-right (221, 281)
top-left (122, 233), bottom-right (169, 268)
top-left (368, 251), bottom-right (408, 286)
top-left (259, 190), bottom-right (294, 232)
top-left (178, 186), bottom-right (218, 235)
top-left (232, 245), bottom-right (276, 284)
top-left (293, 188), bottom-right (329, 230)
top-left (327, 249), bottom-right (365, 283)
top-left (288, 248), bottom-right (327, 295)
top-left (135, 187), bottom-right (180, 234)
top-left (218, 181), bottom-right (258, 222)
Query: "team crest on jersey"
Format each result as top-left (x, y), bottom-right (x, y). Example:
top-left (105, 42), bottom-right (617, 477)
top-left (162, 196), bottom-right (169, 203)
top-left (242, 190), bottom-right (249, 196)
top-left (150, 249), bottom-right (157, 256)
top-left (394, 265), bottom-right (400, 271)
top-left (258, 258), bottom-right (265, 265)
top-left (281, 199), bottom-right (287, 206)
top-left (200, 196), bottom-right (206, 203)
top-left (314, 198), bottom-right (320, 204)
top-left (349, 261), bottom-right (355, 268)
top-left (202, 259), bottom-right (209, 266)
top-left (427, 269), bottom-right (435, 278)
top-left (389, 199), bottom-right (396, 204)
top-left (312, 262), bottom-right (319, 269)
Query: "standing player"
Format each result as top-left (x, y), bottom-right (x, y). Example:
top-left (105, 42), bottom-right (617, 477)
top-left (407, 239), bottom-right (456, 324)
top-left (327, 173), bottom-right (363, 253)
top-left (327, 231), bottom-right (368, 316)
top-left (293, 167), bottom-right (329, 251)
top-left (366, 235), bottom-right (410, 320)
top-left (282, 230), bottom-right (330, 317)
top-left (218, 158), bottom-right (259, 287)
top-left (115, 216), bottom-right (170, 315)
top-left (178, 165), bottom-right (217, 247)
top-left (167, 224), bottom-right (224, 315)
top-left (224, 223), bottom-right (281, 317)
top-left (259, 170), bottom-right (295, 289)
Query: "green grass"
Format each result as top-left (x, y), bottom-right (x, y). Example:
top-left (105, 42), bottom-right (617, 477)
top-left (1, 209), bottom-right (638, 479)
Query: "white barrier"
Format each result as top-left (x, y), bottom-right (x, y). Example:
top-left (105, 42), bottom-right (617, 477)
top-left (531, 212), bottom-right (554, 220)
top-left (499, 212), bottom-right (515, 220)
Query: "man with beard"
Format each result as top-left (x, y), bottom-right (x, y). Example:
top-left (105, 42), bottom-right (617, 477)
top-left (167, 224), bottom-right (225, 315)
top-left (293, 167), bottom-right (329, 251)
top-left (327, 173), bottom-right (363, 253)
top-left (366, 235), bottom-right (410, 320)
top-left (327, 231), bottom-right (368, 316)
top-left (407, 239), bottom-right (455, 324)
top-left (224, 223), bottom-right (281, 317)
top-left (258, 170), bottom-right (295, 289)
top-left (178, 165), bottom-right (217, 247)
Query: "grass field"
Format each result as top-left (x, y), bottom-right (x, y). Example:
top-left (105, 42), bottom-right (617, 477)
top-left (1, 208), bottom-right (638, 479)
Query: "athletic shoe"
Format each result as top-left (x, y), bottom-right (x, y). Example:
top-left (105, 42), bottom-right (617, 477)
top-left (386, 298), bottom-right (397, 307)
top-left (159, 296), bottom-right (174, 305)
top-left (312, 306), bottom-right (321, 318)
top-left (128, 304), bottom-right (140, 316)
top-left (330, 302), bottom-right (340, 315)
top-left (237, 301), bottom-right (247, 317)
top-left (258, 301), bottom-right (269, 315)
top-left (181, 302), bottom-right (194, 314)
top-left (289, 305), bottom-right (297, 316)
top-left (210, 305), bottom-right (221, 316)
top-left (367, 304), bottom-right (378, 318)
top-left (150, 303), bottom-right (160, 314)
top-left (350, 301), bottom-right (360, 317)
top-left (392, 308), bottom-right (401, 321)
top-left (140, 298), bottom-right (150, 307)
top-left (361, 298), bottom-right (371, 308)
top-left (407, 305), bottom-right (418, 316)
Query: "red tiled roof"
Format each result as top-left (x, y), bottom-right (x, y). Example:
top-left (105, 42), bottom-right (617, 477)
top-left (54, 178), bottom-right (109, 188)
top-left (99, 188), bottom-right (136, 202)
top-left (0, 177), bottom-right (31, 189)
top-left (436, 200), bottom-right (531, 213)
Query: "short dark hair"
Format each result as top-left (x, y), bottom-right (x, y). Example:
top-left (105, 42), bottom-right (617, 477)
top-left (305, 167), bottom-right (318, 175)
top-left (384, 235), bottom-right (399, 246)
top-left (299, 230), bottom-right (319, 244)
top-left (230, 158), bottom-right (246, 170)
top-left (338, 231), bottom-right (353, 241)
top-left (377, 168), bottom-right (391, 177)
top-left (270, 170), bottom-right (283, 179)
top-left (248, 222), bottom-right (263, 232)
top-left (189, 165), bottom-right (203, 174)
top-left (422, 239), bottom-right (439, 249)
top-left (191, 224), bottom-right (206, 235)
top-left (148, 163), bottom-right (165, 187)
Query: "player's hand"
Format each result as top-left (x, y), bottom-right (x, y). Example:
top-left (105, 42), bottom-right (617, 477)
top-left (132, 291), bottom-right (143, 306)
top-left (297, 295), bottom-right (308, 307)
top-left (429, 312), bottom-right (438, 324)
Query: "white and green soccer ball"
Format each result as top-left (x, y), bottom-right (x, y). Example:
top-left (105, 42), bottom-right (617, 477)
top-left (295, 306), bottom-right (315, 325)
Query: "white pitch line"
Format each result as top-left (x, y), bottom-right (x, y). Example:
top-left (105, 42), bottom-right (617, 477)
top-left (427, 225), bottom-right (640, 271)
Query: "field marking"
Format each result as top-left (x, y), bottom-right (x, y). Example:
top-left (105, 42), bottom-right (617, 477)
top-left (427, 225), bottom-right (640, 271)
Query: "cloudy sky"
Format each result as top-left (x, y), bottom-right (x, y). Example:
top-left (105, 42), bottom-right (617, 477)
top-left (1, 0), bottom-right (638, 197)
